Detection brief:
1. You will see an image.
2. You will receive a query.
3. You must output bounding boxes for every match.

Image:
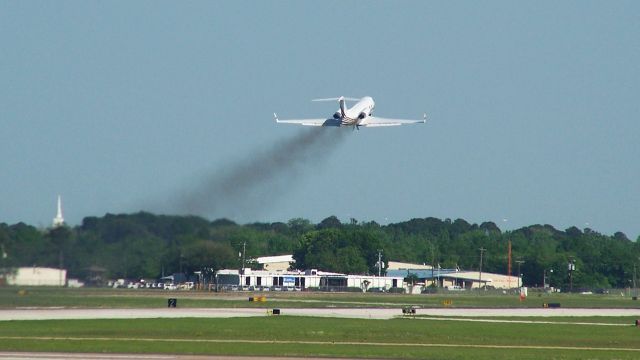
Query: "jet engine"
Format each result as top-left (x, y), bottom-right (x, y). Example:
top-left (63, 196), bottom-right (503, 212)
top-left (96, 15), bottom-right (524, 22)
top-left (358, 112), bottom-right (368, 120)
top-left (333, 112), bottom-right (341, 119)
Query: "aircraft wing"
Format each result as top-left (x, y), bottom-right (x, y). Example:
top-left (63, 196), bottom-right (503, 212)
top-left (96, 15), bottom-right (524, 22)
top-left (274, 114), bottom-right (340, 127)
top-left (361, 115), bottom-right (427, 127)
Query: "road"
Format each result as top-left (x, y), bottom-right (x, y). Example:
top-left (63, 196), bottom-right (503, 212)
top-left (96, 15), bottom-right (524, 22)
top-left (2, 307), bottom-right (640, 321)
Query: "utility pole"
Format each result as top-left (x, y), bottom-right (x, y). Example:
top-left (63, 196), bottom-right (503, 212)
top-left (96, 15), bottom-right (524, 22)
top-left (568, 259), bottom-right (575, 292)
top-left (430, 245), bottom-right (435, 287)
top-left (507, 240), bottom-right (512, 288)
top-left (544, 269), bottom-right (554, 289)
top-left (377, 249), bottom-right (383, 277)
top-left (479, 247), bottom-right (486, 290)
top-left (515, 260), bottom-right (525, 288)
top-left (241, 241), bottom-right (246, 271)
top-left (58, 249), bottom-right (63, 287)
top-left (634, 264), bottom-right (637, 298)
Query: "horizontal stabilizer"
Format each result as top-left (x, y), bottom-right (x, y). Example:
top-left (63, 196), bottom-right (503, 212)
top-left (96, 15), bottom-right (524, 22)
top-left (312, 97), bottom-right (360, 102)
top-left (361, 115), bottom-right (427, 128)
top-left (274, 118), bottom-right (340, 127)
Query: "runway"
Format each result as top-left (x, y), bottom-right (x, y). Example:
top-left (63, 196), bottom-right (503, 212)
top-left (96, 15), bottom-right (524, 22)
top-left (2, 307), bottom-right (640, 321)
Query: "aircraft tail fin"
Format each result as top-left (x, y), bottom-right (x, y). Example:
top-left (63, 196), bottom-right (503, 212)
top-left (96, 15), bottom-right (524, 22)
top-left (312, 96), bottom-right (358, 118)
top-left (338, 96), bottom-right (347, 118)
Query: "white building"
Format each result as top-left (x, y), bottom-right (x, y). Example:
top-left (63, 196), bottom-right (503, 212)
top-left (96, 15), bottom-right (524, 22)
top-left (216, 268), bottom-right (404, 292)
top-left (437, 271), bottom-right (521, 289)
top-left (387, 268), bottom-right (521, 289)
top-left (5, 267), bottom-right (67, 286)
top-left (255, 254), bottom-right (294, 271)
top-left (387, 261), bottom-right (433, 270)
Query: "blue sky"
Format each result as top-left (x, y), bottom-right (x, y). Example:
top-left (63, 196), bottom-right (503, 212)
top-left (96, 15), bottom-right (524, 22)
top-left (1, 1), bottom-right (639, 238)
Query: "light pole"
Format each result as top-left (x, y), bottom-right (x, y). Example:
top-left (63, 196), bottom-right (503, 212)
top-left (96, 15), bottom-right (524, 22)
top-left (515, 260), bottom-right (525, 288)
top-left (568, 259), bottom-right (576, 292)
top-left (376, 249), bottom-right (383, 277)
top-left (241, 241), bottom-right (246, 271)
top-left (479, 247), bottom-right (486, 290)
top-left (634, 263), bottom-right (638, 299)
top-left (430, 245), bottom-right (435, 287)
top-left (543, 269), bottom-right (554, 289)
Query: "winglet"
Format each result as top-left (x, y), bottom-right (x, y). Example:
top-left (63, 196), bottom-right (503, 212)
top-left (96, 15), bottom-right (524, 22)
top-left (422, 113), bottom-right (427, 123)
top-left (273, 113), bottom-right (280, 123)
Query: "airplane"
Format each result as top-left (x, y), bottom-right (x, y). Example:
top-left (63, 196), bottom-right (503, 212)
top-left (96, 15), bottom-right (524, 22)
top-left (274, 96), bottom-right (427, 129)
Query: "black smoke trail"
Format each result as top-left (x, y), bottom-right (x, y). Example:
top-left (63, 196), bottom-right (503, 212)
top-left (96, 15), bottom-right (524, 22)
top-left (173, 128), bottom-right (348, 219)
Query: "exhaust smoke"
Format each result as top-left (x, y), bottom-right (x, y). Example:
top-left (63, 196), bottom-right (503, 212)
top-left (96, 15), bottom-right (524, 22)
top-left (171, 128), bottom-right (347, 219)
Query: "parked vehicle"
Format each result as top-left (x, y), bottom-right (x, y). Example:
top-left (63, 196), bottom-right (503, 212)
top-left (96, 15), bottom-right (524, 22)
top-left (165, 283), bottom-right (177, 290)
top-left (445, 285), bottom-right (465, 291)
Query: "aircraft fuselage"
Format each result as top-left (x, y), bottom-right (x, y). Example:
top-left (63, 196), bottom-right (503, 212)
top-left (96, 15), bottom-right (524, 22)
top-left (338, 96), bottom-right (375, 126)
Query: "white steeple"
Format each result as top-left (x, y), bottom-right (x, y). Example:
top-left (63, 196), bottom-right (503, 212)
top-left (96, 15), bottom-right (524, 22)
top-left (52, 195), bottom-right (64, 228)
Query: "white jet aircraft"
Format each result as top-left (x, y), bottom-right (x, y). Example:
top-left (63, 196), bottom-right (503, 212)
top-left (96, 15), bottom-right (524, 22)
top-left (274, 96), bottom-right (426, 129)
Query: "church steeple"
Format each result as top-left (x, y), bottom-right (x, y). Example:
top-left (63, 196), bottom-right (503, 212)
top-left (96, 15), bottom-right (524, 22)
top-left (52, 195), bottom-right (64, 228)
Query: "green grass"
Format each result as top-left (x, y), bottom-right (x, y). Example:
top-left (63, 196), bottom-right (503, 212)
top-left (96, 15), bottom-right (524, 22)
top-left (2, 286), bottom-right (640, 310)
top-left (1, 316), bottom-right (639, 359)
top-left (1, 287), bottom-right (229, 308)
top-left (416, 315), bottom-right (640, 324)
top-left (2, 287), bottom-right (639, 359)
top-left (0, 339), bottom-right (635, 360)
top-left (320, 292), bottom-right (640, 309)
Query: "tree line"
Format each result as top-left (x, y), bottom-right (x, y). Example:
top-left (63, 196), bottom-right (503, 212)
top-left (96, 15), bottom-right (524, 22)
top-left (1, 212), bottom-right (638, 289)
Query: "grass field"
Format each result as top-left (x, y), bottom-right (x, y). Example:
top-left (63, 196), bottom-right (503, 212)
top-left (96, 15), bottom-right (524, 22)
top-left (2, 288), bottom-right (640, 359)
top-left (416, 315), bottom-right (640, 324)
top-left (2, 286), bottom-right (640, 309)
top-left (1, 316), bottom-right (639, 359)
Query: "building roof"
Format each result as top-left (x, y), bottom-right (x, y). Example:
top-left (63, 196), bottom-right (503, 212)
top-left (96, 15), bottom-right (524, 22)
top-left (387, 261), bottom-right (433, 270)
top-left (450, 271), bottom-right (519, 283)
top-left (256, 254), bottom-right (295, 264)
top-left (386, 269), bottom-right (458, 279)
top-left (216, 268), bottom-right (404, 279)
top-left (387, 269), bottom-right (519, 284)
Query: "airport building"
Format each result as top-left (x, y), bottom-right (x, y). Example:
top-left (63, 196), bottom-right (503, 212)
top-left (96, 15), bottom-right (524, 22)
top-left (215, 268), bottom-right (404, 292)
top-left (215, 256), bottom-right (519, 292)
top-left (3, 267), bottom-right (67, 286)
top-left (255, 254), bottom-right (294, 271)
top-left (387, 267), bottom-right (521, 289)
top-left (387, 261), bottom-right (433, 270)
